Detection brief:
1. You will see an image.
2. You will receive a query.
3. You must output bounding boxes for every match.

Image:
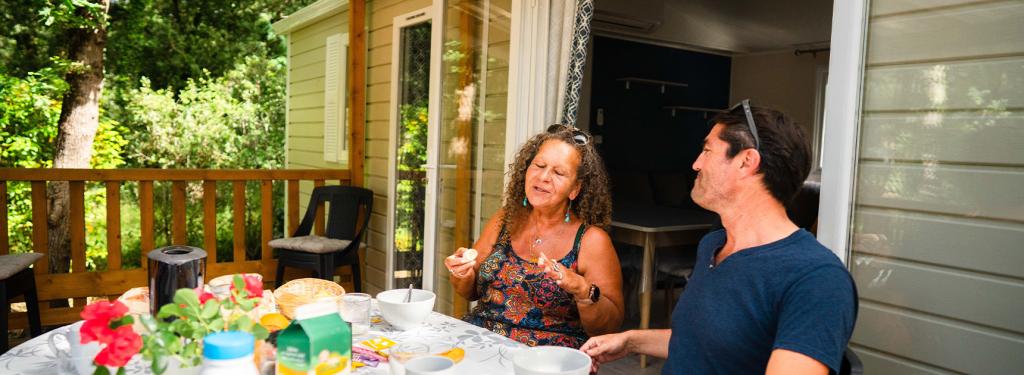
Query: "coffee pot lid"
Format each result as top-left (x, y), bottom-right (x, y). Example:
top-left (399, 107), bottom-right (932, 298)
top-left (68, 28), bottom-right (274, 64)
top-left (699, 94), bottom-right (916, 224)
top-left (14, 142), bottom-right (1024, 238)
top-left (147, 245), bottom-right (207, 264)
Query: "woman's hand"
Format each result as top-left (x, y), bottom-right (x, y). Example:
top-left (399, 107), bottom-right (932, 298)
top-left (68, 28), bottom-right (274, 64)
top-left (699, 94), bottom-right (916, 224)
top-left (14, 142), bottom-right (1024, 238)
top-left (445, 247), bottom-right (477, 279)
top-left (540, 253), bottom-right (590, 301)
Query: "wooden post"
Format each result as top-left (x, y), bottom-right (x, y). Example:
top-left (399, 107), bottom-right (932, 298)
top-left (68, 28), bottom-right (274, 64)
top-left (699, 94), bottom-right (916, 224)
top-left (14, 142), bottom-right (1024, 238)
top-left (0, 181), bottom-right (7, 255)
top-left (69, 181), bottom-right (86, 308)
top-left (171, 181), bottom-right (187, 245)
top-left (260, 180), bottom-right (273, 263)
top-left (105, 182), bottom-right (121, 270)
top-left (139, 181), bottom-right (154, 269)
top-left (203, 181), bottom-right (218, 263)
top-left (348, 0), bottom-right (366, 187)
top-left (287, 180), bottom-right (299, 236)
top-left (232, 181), bottom-right (246, 262)
top-left (31, 181), bottom-right (49, 271)
top-left (313, 180), bottom-right (325, 236)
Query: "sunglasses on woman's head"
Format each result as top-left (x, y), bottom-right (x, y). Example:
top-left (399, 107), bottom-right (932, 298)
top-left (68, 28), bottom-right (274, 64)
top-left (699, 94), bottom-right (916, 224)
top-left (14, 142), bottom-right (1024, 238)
top-left (546, 124), bottom-right (590, 146)
top-left (727, 99), bottom-right (760, 151)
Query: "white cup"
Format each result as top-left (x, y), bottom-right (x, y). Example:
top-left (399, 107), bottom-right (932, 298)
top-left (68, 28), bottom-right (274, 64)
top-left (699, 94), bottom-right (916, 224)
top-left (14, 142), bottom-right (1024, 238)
top-left (403, 356), bottom-right (455, 375)
top-left (48, 322), bottom-right (102, 375)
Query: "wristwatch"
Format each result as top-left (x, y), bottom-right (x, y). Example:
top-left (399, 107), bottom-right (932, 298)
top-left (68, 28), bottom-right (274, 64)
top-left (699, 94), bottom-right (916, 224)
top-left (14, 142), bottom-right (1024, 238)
top-left (577, 283), bottom-right (600, 305)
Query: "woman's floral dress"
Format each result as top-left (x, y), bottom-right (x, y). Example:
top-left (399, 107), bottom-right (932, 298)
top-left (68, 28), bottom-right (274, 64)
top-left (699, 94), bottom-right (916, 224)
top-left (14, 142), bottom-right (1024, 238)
top-left (463, 224), bottom-right (589, 348)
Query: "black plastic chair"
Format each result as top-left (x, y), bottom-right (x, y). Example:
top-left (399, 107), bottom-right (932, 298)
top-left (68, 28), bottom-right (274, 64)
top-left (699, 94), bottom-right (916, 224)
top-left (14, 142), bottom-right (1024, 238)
top-left (1, 252), bottom-right (43, 353)
top-left (271, 186), bottom-right (372, 291)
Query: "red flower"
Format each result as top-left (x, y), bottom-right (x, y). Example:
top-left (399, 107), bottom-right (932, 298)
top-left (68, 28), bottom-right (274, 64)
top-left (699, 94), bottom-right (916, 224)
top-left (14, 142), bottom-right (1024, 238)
top-left (81, 301), bottom-right (128, 323)
top-left (236, 274), bottom-right (263, 297)
top-left (80, 318), bottom-right (115, 345)
top-left (93, 325), bottom-right (142, 367)
top-left (195, 287), bottom-right (217, 305)
top-left (228, 275), bottom-right (263, 305)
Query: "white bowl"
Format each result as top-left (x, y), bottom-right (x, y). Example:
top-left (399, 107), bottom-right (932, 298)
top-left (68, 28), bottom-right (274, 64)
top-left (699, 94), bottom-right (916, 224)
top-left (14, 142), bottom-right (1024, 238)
top-left (376, 289), bottom-right (436, 330)
top-left (513, 346), bottom-right (591, 375)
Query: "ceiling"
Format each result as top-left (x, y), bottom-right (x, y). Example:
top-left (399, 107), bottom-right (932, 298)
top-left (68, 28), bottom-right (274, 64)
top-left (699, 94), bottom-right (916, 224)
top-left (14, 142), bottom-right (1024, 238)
top-left (594, 0), bottom-right (835, 55)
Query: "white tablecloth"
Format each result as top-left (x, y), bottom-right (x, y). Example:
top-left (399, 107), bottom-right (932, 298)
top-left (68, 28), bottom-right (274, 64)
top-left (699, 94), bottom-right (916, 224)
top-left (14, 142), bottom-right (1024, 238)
top-left (0, 304), bottom-right (525, 375)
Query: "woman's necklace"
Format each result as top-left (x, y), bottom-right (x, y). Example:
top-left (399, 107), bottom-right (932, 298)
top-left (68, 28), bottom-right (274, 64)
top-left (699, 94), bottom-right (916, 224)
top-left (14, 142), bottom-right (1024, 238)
top-left (528, 219), bottom-right (564, 262)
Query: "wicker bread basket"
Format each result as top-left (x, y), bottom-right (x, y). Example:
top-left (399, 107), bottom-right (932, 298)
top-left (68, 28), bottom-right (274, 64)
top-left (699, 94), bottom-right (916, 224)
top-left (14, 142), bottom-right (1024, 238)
top-left (273, 278), bottom-right (346, 318)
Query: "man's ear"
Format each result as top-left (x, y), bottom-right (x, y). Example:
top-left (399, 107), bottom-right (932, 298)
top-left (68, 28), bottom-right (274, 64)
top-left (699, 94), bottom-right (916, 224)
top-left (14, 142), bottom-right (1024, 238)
top-left (740, 149), bottom-right (762, 175)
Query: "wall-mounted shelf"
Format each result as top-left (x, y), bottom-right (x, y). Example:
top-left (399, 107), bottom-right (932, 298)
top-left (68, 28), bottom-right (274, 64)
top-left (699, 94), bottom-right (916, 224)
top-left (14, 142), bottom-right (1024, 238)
top-left (664, 105), bottom-right (726, 118)
top-left (616, 77), bottom-right (688, 93)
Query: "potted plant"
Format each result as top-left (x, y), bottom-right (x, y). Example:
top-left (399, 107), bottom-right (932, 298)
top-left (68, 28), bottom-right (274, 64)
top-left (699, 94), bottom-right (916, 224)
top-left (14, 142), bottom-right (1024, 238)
top-left (77, 274), bottom-right (268, 374)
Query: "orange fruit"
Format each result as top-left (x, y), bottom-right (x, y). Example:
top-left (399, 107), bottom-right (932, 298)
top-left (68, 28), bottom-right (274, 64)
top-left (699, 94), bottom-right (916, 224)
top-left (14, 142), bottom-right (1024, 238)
top-left (260, 312), bottom-right (290, 331)
top-left (439, 347), bottom-right (465, 363)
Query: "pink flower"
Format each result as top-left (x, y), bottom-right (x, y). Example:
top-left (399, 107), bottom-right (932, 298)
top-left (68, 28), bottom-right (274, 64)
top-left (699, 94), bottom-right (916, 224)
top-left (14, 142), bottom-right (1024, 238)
top-left (93, 325), bottom-right (142, 367)
top-left (81, 301), bottom-right (128, 323)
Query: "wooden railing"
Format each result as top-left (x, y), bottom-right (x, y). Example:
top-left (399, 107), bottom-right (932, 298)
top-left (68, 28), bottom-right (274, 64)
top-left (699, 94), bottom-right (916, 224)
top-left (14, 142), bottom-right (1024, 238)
top-left (0, 168), bottom-right (352, 329)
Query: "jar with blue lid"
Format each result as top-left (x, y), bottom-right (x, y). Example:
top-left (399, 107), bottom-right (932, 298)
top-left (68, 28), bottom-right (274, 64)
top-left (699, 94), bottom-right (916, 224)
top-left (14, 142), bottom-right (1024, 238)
top-left (200, 331), bottom-right (259, 375)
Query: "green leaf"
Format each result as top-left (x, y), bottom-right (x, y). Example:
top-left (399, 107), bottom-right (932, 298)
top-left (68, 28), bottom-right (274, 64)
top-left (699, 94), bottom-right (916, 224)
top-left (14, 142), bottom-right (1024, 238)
top-left (183, 341), bottom-right (201, 361)
top-left (173, 288), bottom-right (201, 312)
top-left (116, 367), bottom-right (126, 375)
top-left (110, 315), bottom-right (134, 329)
top-left (150, 355), bottom-right (168, 375)
top-left (232, 275), bottom-right (244, 294)
top-left (93, 366), bottom-right (110, 375)
top-left (207, 318), bottom-right (225, 332)
top-left (200, 300), bottom-right (220, 320)
top-left (235, 315), bottom-right (253, 331)
top-left (156, 303), bottom-right (180, 319)
top-left (140, 315), bottom-right (160, 332)
top-left (250, 323), bottom-right (269, 340)
top-left (237, 297), bottom-right (255, 311)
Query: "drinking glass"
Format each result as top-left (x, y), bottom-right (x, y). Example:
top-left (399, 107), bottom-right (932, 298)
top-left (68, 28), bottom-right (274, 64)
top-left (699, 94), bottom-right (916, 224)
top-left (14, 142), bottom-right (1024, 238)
top-left (339, 292), bottom-right (371, 335)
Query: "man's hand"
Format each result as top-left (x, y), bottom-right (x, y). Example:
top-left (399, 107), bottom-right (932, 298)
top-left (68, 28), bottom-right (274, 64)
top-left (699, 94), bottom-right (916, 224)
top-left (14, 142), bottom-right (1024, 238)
top-left (580, 331), bottom-right (633, 372)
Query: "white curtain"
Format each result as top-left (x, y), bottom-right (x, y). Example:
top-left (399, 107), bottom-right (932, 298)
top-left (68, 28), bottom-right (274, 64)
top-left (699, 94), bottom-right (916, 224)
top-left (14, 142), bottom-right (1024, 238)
top-left (548, 0), bottom-right (578, 127)
top-left (506, 0), bottom-right (580, 156)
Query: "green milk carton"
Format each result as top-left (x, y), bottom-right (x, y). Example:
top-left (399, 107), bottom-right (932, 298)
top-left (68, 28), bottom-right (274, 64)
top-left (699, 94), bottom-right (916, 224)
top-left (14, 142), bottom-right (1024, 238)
top-left (277, 302), bottom-right (352, 375)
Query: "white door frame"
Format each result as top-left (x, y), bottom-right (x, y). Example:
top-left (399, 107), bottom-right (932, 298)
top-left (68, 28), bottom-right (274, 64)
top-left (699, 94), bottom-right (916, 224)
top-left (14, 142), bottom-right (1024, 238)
top-left (818, 0), bottom-right (869, 265)
top-left (386, 6), bottom-right (441, 291)
top-left (421, 0), bottom-right (446, 292)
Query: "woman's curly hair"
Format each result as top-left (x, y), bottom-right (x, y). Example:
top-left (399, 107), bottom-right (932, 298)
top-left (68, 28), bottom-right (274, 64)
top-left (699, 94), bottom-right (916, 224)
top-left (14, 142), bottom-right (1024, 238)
top-left (499, 125), bottom-right (612, 242)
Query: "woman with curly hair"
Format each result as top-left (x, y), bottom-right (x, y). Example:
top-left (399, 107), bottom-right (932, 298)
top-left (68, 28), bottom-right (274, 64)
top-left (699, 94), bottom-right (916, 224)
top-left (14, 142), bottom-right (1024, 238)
top-left (444, 125), bottom-right (624, 348)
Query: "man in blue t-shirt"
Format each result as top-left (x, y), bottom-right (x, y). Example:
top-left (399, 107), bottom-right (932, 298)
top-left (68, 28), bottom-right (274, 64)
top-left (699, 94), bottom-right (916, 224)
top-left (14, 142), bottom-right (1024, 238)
top-left (582, 102), bottom-right (857, 374)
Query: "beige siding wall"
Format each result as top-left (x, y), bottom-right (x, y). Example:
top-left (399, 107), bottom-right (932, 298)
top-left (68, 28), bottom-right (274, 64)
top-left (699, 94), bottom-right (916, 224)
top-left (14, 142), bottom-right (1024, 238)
top-left (363, 0), bottom-right (433, 296)
top-left (848, 1), bottom-right (1024, 373)
top-left (286, 8), bottom-right (351, 230)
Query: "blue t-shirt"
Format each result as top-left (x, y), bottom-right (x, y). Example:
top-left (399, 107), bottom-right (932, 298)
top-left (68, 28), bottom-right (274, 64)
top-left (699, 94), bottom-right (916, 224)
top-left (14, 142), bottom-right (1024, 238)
top-left (662, 229), bottom-right (857, 374)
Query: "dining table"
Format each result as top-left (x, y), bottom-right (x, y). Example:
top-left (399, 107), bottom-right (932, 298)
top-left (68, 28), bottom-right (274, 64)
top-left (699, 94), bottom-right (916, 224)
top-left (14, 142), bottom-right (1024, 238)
top-left (0, 300), bottom-right (526, 375)
top-left (610, 203), bottom-right (719, 368)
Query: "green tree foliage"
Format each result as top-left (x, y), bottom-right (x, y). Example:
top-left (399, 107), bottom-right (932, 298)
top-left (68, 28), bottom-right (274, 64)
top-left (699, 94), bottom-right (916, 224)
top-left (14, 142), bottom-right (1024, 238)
top-left (109, 56), bottom-right (287, 265)
top-left (105, 0), bottom-right (308, 92)
top-left (1, 0), bottom-right (315, 268)
top-left (1, 65), bottom-right (128, 262)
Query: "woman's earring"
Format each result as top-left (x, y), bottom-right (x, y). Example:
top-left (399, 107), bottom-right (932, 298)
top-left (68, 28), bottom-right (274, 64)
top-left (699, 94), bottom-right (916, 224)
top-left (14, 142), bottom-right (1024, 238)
top-left (564, 200), bottom-right (572, 223)
top-left (523, 197), bottom-right (528, 207)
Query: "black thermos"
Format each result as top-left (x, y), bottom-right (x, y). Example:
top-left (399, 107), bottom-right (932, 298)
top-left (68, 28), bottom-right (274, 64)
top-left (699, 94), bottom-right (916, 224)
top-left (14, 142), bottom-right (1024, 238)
top-left (147, 245), bottom-right (207, 315)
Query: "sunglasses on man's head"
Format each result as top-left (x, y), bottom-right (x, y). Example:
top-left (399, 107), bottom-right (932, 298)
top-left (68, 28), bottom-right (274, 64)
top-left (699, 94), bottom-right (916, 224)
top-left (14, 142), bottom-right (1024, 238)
top-left (546, 124), bottom-right (590, 146)
top-left (727, 99), bottom-right (760, 151)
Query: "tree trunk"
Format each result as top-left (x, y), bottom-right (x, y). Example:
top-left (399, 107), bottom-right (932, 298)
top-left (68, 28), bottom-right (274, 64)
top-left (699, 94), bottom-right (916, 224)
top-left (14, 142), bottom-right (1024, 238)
top-left (47, 0), bottom-right (110, 286)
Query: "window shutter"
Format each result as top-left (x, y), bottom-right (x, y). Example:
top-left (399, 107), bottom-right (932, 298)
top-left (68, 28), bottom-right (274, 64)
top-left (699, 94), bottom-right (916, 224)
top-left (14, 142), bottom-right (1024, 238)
top-left (324, 33), bottom-right (349, 163)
